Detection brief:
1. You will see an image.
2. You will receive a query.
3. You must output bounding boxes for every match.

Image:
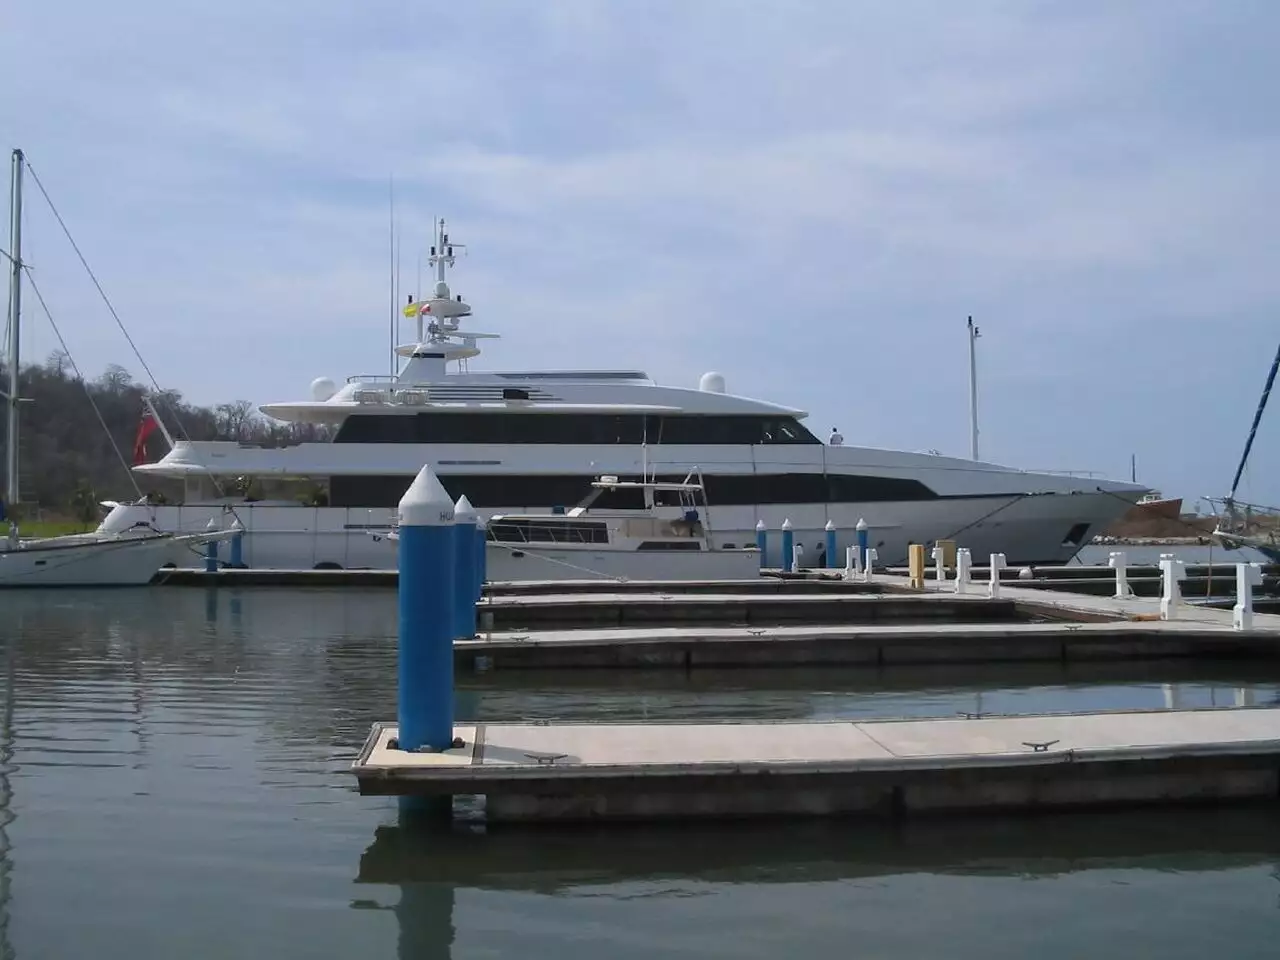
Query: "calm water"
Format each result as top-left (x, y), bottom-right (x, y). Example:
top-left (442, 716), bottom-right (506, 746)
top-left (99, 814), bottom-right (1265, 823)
top-left (2, 587), bottom-right (1280, 958)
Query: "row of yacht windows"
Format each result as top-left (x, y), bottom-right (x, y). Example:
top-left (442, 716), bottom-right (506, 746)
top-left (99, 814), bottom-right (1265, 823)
top-left (329, 472), bottom-right (938, 509)
top-left (333, 413), bottom-right (821, 445)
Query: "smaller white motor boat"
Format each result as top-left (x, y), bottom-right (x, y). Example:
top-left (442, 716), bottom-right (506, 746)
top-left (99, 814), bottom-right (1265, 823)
top-left (372, 470), bottom-right (762, 582)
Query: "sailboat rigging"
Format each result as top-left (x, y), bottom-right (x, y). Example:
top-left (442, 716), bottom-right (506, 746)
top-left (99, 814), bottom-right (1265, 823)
top-left (0, 147), bottom-right (227, 586)
top-left (1207, 339), bottom-right (1280, 562)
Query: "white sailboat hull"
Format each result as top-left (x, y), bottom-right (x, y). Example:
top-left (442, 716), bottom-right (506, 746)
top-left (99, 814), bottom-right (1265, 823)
top-left (0, 534), bottom-right (182, 587)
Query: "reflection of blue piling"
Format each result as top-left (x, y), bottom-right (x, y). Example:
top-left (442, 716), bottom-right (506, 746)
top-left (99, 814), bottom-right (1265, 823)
top-left (825, 520), bottom-right (837, 569)
top-left (781, 519), bottom-right (794, 573)
top-left (856, 518), bottom-right (869, 569)
top-left (229, 519), bottom-right (244, 568)
top-left (397, 465), bottom-right (457, 753)
top-left (453, 495), bottom-right (478, 640)
top-left (755, 520), bottom-right (768, 569)
top-left (204, 518), bottom-right (219, 572)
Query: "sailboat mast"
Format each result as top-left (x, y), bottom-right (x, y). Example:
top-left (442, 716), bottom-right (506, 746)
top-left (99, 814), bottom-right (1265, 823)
top-left (5, 148), bottom-right (22, 509)
top-left (1227, 339), bottom-right (1280, 502)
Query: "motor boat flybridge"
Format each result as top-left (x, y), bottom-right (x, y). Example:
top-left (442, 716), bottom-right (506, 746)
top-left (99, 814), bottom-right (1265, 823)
top-left (1, 148), bottom-right (229, 587)
top-left (98, 217), bottom-right (1150, 570)
top-left (372, 470), bottom-right (763, 582)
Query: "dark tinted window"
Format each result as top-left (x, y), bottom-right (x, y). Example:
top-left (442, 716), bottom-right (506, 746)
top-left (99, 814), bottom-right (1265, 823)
top-left (487, 520), bottom-right (609, 544)
top-left (334, 413), bottom-right (819, 445)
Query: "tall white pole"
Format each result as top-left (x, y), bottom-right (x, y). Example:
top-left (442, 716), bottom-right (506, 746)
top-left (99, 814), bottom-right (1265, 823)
top-left (5, 149), bottom-right (23, 508)
top-left (388, 175), bottom-right (396, 378)
top-left (967, 315), bottom-right (980, 461)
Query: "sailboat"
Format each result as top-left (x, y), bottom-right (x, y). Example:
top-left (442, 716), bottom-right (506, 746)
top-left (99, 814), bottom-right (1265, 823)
top-left (0, 148), bottom-right (226, 586)
top-left (1206, 340), bottom-right (1280, 562)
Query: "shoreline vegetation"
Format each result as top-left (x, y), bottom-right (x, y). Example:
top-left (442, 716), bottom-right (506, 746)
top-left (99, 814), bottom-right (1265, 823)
top-left (2, 356), bottom-right (331, 523)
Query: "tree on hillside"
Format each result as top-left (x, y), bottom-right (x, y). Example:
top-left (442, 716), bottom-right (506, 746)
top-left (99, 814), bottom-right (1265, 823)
top-left (4, 360), bottom-right (334, 515)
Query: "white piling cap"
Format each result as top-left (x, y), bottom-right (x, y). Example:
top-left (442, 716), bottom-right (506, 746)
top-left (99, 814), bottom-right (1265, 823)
top-left (781, 518), bottom-right (793, 531)
top-left (398, 466), bottom-right (456, 527)
top-left (755, 519), bottom-right (766, 531)
top-left (824, 519), bottom-right (835, 531)
top-left (231, 518), bottom-right (244, 532)
top-left (856, 518), bottom-right (868, 531)
top-left (205, 517), bottom-right (220, 531)
top-left (454, 494), bottom-right (478, 526)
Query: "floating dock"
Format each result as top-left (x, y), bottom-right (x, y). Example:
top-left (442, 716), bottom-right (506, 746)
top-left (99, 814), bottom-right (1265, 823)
top-left (352, 707), bottom-right (1280, 822)
top-left (457, 620), bottom-right (1280, 670)
top-left (451, 573), bottom-right (1280, 668)
top-left (351, 467), bottom-right (1280, 825)
top-left (156, 563), bottom-right (1280, 599)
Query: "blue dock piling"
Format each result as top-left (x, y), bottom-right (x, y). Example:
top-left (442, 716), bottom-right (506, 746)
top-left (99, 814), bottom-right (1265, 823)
top-left (228, 518), bottom-right (245, 568)
top-left (781, 519), bottom-right (794, 573)
top-left (825, 519), bottom-right (837, 569)
top-left (475, 519), bottom-right (487, 599)
top-left (856, 518), bottom-right (869, 570)
top-left (755, 520), bottom-right (768, 569)
top-left (453, 495), bottom-right (478, 640)
top-left (204, 518), bottom-right (220, 572)
top-left (396, 465), bottom-right (457, 753)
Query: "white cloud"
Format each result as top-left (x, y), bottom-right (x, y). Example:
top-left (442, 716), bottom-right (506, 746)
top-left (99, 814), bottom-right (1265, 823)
top-left (1, 0), bottom-right (1276, 498)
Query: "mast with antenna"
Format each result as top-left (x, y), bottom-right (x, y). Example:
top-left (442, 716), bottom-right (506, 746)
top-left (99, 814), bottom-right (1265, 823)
top-left (388, 175), bottom-right (398, 379)
top-left (4, 149), bottom-right (23, 513)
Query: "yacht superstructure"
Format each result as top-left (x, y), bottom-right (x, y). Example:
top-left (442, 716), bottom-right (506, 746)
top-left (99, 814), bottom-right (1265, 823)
top-left (98, 220), bottom-right (1149, 569)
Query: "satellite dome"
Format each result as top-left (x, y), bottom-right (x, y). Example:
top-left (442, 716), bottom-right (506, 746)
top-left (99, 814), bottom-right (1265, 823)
top-left (310, 377), bottom-right (338, 402)
top-left (699, 371), bottom-right (726, 394)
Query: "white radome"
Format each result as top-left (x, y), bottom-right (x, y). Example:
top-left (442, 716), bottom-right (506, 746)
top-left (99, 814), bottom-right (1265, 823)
top-left (699, 371), bottom-right (727, 393)
top-left (310, 377), bottom-right (338, 402)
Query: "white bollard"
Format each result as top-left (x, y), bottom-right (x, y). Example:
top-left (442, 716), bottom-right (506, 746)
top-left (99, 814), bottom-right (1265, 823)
top-left (844, 545), bottom-right (857, 580)
top-left (1233, 562), bottom-right (1264, 631)
top-left (954, 548), bottom-right (972, 595)
top-left (1108, 550), bottom-right (1132, 598)
top-left (931, 544), bottom-right (947, 583)
top-left (862, 547), bottom-right (878, 583)
top-left (988, 553), bottom-right (1006, 599)
top-left (1159, 554), bottom-right (1187, 621)
top-left (793, 543), bottom-right (804, 573)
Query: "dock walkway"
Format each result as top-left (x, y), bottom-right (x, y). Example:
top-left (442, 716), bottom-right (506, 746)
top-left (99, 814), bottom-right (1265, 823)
top-left (353, 707), bottom-right (1280, 821)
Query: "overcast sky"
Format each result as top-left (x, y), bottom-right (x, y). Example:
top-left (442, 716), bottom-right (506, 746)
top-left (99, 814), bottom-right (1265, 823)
top-left (2, 1), bottom-right (1277, 505)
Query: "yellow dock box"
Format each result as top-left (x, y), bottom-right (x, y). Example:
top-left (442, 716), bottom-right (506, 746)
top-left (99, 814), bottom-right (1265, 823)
top-left (935, 539), bottom-right (957, 570)
top-left (908, 543), bottom-right (926, 588)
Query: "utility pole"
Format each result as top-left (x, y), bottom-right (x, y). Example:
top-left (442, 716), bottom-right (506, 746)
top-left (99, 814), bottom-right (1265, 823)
top-left (967, 315), bottom-right (980, 461)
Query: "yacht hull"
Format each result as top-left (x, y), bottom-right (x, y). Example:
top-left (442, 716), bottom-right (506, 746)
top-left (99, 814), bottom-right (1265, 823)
top-left (98, 490), bottom-right (1135, 571)
top-left (0, 533), bottom-right (181, 587)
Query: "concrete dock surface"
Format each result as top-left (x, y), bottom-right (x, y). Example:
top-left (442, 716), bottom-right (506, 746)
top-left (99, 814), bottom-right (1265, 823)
top-left (459, 619), bottom-right (1280, 669)
top-left (353, 707), bottom-right (1280, 821)
top-left (454, 573), bottom-right (1280, 668)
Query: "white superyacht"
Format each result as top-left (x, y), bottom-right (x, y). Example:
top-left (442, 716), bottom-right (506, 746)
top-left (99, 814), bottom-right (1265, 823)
top-left (98, 220), bottom-right (1148, 569)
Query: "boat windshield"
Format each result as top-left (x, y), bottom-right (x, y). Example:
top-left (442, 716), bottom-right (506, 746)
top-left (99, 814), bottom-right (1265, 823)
top-left (487, 519), bottom-right (610, 545)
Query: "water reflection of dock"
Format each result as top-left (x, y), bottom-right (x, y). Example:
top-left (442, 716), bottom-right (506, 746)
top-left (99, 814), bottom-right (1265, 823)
top-left (353, 807), bottom-right (1280, 959)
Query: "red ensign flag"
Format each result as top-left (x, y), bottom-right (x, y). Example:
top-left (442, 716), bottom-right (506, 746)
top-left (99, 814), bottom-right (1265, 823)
top-left (132, 409), bottom-right (159, 465)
